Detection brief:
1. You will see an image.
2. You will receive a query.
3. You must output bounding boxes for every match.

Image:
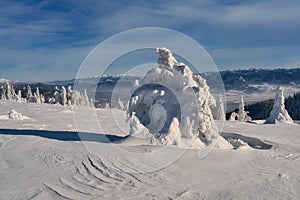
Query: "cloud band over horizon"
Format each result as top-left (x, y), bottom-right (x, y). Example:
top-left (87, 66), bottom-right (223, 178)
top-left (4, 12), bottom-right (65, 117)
top-left (1, 0), bottom-right (300, 81)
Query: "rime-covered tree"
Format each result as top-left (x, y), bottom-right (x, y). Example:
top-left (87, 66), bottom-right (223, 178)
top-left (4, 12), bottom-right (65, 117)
top-left (3, 82), bottom-right (16, 100)
top-left (34, 87), bottom-right (42, 104)
top-left (67, 86), bottom-right (72, 105)
top-left (53, 86), bottom-right (61, 104)
top-left (214, 94), bottom-right (226, 121)
top-left (105, 102), bottom-right (110, 109)
top-left (237, 95), bottom-right (251, 121)
top-left (0, 85), bottom-right (7, 100)
top-left (90, 98), bottom-right (95, 108)
top-left (81, 89), bottom-right (90, 107)
top-left (16, 90), bottom-right (24, 102)
top-left (229, 112), bottom-right (237, 121)
top-left (117, 98), bottom-right (125, 110)
top-left (128, 47), bottom-right (220, 145)
top-left (266, 87), bottom-right (293, 124)
top-left (26, 85), bottom-right (35, 103)
top-left (61, 86), bottom-right (67, 106)
top-left (71, 90), bottom-right (81, 107)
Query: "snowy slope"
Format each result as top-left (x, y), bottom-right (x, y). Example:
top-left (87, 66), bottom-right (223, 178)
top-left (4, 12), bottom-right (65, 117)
top-left (0, 101), bottom-right (300, 199)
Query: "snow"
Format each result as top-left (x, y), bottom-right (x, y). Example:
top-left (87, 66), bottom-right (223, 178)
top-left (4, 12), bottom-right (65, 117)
top-left (1, 100), bottom-right (300, 199)
top-left (266, 86), bottom-right (294, 124)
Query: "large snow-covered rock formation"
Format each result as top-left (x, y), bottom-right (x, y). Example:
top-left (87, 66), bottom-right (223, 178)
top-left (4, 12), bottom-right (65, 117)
top-left (266, 86), bottom-right (293, 124)
top-left (128, 47), bottom-right (225, 147)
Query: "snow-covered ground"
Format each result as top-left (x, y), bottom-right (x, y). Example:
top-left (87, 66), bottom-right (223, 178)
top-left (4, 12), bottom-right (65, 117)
top-left (0, 100), bottom-right (300, 199)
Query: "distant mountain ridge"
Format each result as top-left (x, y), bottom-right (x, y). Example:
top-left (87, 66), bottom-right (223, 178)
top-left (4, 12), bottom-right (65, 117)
top-left (203, 68), bottom-right (300, 91)
top-left (3, 68), bottom-right (299, 89)
top-left (1, 68), bottom-right (300, 108)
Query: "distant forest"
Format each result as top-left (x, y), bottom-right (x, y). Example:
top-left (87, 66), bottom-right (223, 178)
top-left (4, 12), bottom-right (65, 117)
top-left (227, 92), bottom-right (300, 120)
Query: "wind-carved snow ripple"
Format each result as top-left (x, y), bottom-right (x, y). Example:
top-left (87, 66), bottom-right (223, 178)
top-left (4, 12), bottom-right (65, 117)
top-left (44, 154), bottom-right (171, 199)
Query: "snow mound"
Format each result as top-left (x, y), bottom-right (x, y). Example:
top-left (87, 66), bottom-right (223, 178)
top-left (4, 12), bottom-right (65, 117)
top-left (8, 109), bottom-right (29, 120)
top-left (127, 47), bottom-right (229, 149)
top-left (266, 87), bottom-right (293, 124)
top-left (226, 138), bottom-right (250, 150)
top-left (214, 136), bottom-right (235, 150)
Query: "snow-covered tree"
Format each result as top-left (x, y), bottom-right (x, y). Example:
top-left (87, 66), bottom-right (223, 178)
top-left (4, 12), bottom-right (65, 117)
top-left (16, 90), bottom-right (24, 102)
top-left (229, 112), bottom-right (237, 121)
top-left (237, 95), bottom-right (251, 121)
top-left (128, 47), bottom-right (221, 146)
top-left (26, 85), bottom-right (35, 103)
top-left (34, 87), bottom-right (42, 104)
top-left (67, 86), bottom-right (72, 106)
top-left (71, 90), bottom-right (81, 106)
top-left (117, 98), bottom-right (125, 110)
top-left (61, 86), bottom-right (67, 106)
top-left (214, 94), bottom-right (226, 121)
top-left (105, 102), bottom-right (110, 109)
top-left (81, 89), bottom-right (90, 107)
top-left (1, 82), bottom-right (17, 100)
top-left (53, 86), bottom-right (61, 104)
top-left (133, 79), bottom-right (140, 87)
top-left (266, 86), bottom-right (293, 124)
top-left (90, 98), bottom-right (95, 108)
top-left (0, 85), bottom-right (7, 100)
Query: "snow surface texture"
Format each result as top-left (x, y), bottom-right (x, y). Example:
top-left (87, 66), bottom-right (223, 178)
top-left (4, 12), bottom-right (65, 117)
top-left (266, 87), bottom-right (294, 124)
top-left (128, 47), bottom-right (221, 147)
top-left (1, 101), bottom-right (300, 199)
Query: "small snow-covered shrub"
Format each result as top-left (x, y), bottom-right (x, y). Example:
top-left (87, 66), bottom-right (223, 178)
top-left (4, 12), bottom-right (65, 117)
top-left (8, 109), bottom-right (24, 120)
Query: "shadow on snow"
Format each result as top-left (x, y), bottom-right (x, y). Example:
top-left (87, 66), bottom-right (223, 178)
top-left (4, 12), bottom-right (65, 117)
top-left (0, 129), bottom-right (128, 143)
top-left (221, 132), bottom-right (273, 150)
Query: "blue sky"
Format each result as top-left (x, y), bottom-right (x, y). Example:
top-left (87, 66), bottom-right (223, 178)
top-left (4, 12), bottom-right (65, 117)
top-left (1, 0), bottom-right (300, 82)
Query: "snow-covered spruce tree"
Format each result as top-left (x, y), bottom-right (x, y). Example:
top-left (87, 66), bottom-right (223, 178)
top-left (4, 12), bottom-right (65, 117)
top-left (105, 102), bottom-right (110, 109)
top-left (214, 94), bottom-right (226, 121)
top-left (0, 85), bottom-right (7, 100)
top-left (90, 98), bottom-right (95, 108)
top-left (117, 98), bottom-right (125, 110)
top-left (266, 86), bottom-right (293, 124)
top-left (71, 90), bottom-right (81, 107)
top-left (81, 89), bottom-right (90, 107)
top-left (16, 90), bottom-right (24, 102)
top-left (229, 112), bottom-right (237, 121)
top-left (128, 47), bottom-right (226, 146)
top-left (5, 82), bottom-right (16, 100)
top-left (33, 87), bottom-right (44, 104)
top-left (237, 95), bottom-right (251, 121)
top-left (61, 86), bottom-right (67, 106)
top-left (26, 85), bottom-right (35, 103)
top-left (53, 86), bottom-right (61, 105)
top-left (67, 86), bottom-right (72, 106)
